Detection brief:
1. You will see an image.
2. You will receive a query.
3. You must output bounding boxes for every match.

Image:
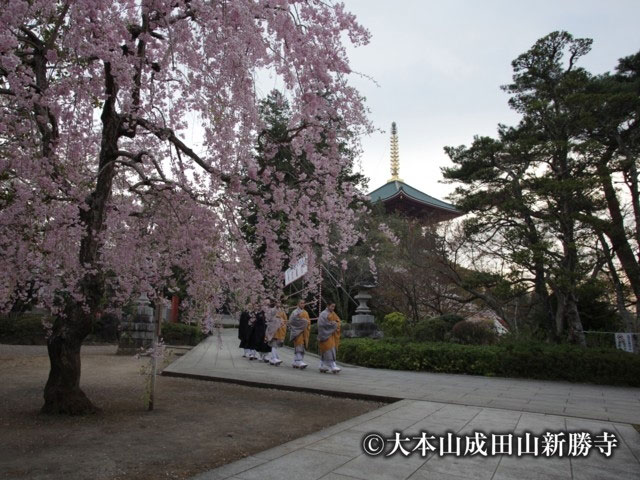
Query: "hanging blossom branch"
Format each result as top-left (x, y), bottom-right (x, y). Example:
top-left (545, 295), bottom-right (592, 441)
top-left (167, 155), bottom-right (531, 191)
top-left (0, 0), bottom-right (372, 324)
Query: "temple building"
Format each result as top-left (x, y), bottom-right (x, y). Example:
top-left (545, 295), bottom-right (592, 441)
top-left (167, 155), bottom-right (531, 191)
top-left (368, 122), bottom-right (462, 223)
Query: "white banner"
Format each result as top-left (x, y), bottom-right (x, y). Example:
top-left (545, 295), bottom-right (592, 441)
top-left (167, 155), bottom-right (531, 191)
top-left (284, 256), bottom-right (308, 286)
top-left (614, 333), bottom-right (635, 353)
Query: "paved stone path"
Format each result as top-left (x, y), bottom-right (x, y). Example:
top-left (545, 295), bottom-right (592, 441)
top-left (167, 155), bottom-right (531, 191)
top-left (163, 330), bottom-right (640, 480)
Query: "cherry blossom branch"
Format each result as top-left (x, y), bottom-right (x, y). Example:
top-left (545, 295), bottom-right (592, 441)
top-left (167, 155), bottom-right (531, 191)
top-left (134, 117), bottom-right (232, 184)
top-left (45, 2), bottom-right (71, 50)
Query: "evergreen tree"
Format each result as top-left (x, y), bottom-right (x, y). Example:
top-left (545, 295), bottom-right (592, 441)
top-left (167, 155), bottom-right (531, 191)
top-left (443, 32), bottom-right (617, 345)
top-left (242, 90), bottom-right (368, 298)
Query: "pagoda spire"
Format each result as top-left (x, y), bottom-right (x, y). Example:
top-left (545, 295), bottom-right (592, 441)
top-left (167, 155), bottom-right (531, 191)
top-left (388, 121), bottom-right (402, 182)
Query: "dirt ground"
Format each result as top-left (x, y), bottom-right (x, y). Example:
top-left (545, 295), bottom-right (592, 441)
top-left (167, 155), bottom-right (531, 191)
top-left (0, 344), bottom-right (384, 480)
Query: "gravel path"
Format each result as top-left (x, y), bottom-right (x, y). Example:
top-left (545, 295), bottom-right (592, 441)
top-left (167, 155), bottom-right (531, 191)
top-left (0, 343), bottom-right (383, 480)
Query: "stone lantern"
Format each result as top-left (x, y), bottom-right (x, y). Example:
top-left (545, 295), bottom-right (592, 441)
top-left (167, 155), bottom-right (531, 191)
top-left (344, 284), bottom-right (381, 338)
top-left (117, 293), bottom-right (156, 355)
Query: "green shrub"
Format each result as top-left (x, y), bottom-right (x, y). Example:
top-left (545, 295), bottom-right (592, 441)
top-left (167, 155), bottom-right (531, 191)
top-left (437, 313), bottom-right (465, 329)
top-left (161, 322), bottom-right (204, 346)
top-left (378, 312), bottom-right (407, 338)
top-left (1, 312), bottom-right (122, 345)
top-left (413, 317), bottom-right (449, 342)
top-left (584, 332), bottom-right (616, 349)
top-left (451, 320), bottom-right (497, 345)
top-left (0, 314), bottom-right (48, 344)
top-left (337, 339), bottom-right (640, 387)
top-left (87, 312), bottom-right (120, 343)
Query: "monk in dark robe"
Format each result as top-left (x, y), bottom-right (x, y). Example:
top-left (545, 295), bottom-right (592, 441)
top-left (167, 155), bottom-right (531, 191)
top-left (238, 311), bottom-right (253, 358)
top-left (249, 311), bottom-right (271, 362)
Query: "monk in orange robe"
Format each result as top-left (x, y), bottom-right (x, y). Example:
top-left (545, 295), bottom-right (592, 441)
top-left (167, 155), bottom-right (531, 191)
top-left (265, 299), bottom-right (287, 366)
top-left (317, 303), bottom-right (341, 373)
top-left (288, 299), bottom-right (310, 369)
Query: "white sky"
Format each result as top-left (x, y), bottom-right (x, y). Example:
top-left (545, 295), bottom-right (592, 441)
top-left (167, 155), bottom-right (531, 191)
top-left (340, 0), bottom-right (640, 202)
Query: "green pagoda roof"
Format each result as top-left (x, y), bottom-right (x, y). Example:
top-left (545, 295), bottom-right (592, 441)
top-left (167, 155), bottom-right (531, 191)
top-left (369, 122), bottom-right (462, 222)
top-left (368, 180), bottom-right (462, 221)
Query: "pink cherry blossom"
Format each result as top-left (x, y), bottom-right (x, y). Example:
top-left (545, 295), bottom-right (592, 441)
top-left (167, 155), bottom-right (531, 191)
top-left (1, 0), bottom-right (372, 320)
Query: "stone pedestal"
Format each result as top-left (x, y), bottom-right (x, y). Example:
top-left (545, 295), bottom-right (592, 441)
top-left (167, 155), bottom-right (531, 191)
top-left (342, 286), bottom-right (382, 338)
top-left (117, 293), bottom-right (156, 355)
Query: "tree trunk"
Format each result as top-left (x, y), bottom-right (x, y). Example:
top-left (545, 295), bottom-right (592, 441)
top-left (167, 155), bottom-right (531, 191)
top-left (41, 60), bottom-right (121, 415)
top-left (558, 183), bottom-right (586, 346)
top-left (596, 158), bottom-right (640, 309)
top-left (620, 296), bottom-right (637, 334)
top-left (41, 311), bottom-right (96, 414)
top-left (554, 290), bottom-right (565, 338)
top-left (598, 232), bottom-right (637, 333)
top-left (533, 271), bottom-right (555, 340)
top-left (565, 292), bottom-right (586, 347)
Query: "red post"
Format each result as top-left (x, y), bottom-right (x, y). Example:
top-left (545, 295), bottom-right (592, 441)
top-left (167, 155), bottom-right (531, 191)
top-left (171, 295), bottom-right (180, 323)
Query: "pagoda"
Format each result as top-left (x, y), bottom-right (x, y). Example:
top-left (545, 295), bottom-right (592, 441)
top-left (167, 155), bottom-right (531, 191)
top-left (368, 122), bottom-right (462, 222)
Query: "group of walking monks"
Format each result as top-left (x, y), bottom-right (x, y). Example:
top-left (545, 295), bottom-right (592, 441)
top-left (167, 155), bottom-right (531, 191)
top-left (238, 299), bottom-right (342, 373)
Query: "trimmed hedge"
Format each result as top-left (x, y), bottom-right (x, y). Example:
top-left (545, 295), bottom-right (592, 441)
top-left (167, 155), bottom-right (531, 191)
top-left (337, 338), bottom-right (640, 387)
top-left (88, 313), bottom-right (120, 342)
top-left (0, 314), bottom-right (47, 344)
top-left (161, 322), bottom-right (204, 346)
top-left (450, 320), bottom-right (497, 345)
top-left (378, 312), bottom-right (408, 338)
top-left (1, 312), bottom-right (122, 344)
top-left (413, 318), bottom-right (449, 342)
top-left (437, 314), bottom-right (465, 329)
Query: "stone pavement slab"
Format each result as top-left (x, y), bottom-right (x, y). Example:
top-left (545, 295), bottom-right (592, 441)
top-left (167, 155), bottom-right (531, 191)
top-left (164, 330), bottom-right (640, 480)
top-left (189, 399), bottom-right (640, 480)
top-left (164, 330), bottom-right (640, 423)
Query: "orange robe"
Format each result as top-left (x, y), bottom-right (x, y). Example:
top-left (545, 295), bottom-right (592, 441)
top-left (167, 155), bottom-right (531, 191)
top-left (290, 309), bottom-right (310, 348)
top-left (318, 312), bottom-right (341, 354)
top-left (273, 310), bottom-right (287, 342)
